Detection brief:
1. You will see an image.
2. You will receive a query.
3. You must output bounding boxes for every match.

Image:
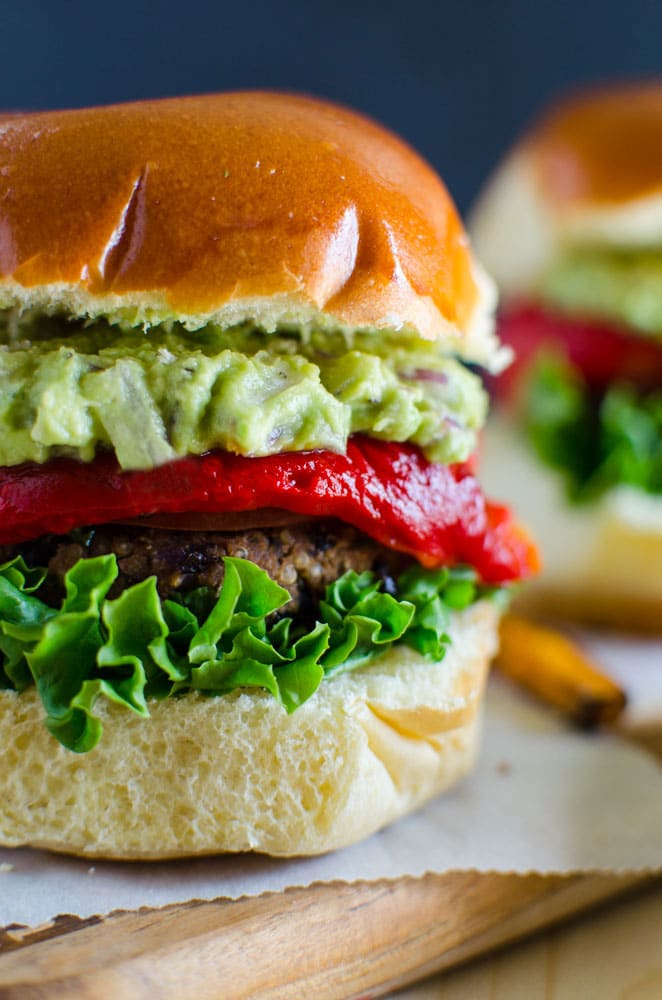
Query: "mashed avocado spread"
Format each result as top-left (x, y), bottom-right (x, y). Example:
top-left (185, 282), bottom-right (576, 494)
top-left (538, 249), bottom-right (662, 337)
top-left (0, 314), bottom-right (487, 470)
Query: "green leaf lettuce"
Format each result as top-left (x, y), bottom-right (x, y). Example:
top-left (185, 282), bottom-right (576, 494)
top-left (525, 355), bottom-right (662, 502)
top-left (0, 553), bottom-right (499, 752)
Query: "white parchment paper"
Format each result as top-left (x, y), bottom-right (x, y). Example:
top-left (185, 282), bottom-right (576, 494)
top-left (1, 634), bottom-right (661, 928)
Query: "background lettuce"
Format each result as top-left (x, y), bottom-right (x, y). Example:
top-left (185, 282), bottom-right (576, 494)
top-left (525, 355), bottom-right (662, 501)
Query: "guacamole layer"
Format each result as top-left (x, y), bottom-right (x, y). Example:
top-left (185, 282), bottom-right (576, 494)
top-left (538, 249), bottom-right (662, 338)
top-left (0, 314), bottom-right (487, 470)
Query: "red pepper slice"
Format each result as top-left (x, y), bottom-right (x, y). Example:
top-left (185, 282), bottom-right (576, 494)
top-left (495, 302), bottom-right (662, 399)
top-left (0, 436), bottom-right (538, 584)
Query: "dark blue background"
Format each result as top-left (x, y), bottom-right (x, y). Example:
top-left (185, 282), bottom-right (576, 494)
top-left (5, 1), bottom-right (662, 209)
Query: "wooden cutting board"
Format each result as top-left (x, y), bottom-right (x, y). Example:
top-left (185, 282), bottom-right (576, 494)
top-left (0, 871), bottom-right (654, 998)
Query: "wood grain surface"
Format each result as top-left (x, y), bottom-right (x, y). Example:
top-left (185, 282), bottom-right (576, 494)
top-left (396, 880), bottom-right (662, 999)
top-left (0, 871), bottom-right (651, 998)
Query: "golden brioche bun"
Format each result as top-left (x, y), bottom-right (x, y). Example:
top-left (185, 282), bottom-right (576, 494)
top-left (470, 82), bottom-right (662, 295)
top-left (0, 92), bottom-right (502, 368)
top-left (528, 83), bottom-right (662, 208)
top-left (481, 417), bottom-right (662, 632)
top-left (0, 603), bottom-right (498, 859)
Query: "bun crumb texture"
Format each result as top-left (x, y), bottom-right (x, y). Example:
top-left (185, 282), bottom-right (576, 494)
top-left (0, 603), bottom-right (498, 859)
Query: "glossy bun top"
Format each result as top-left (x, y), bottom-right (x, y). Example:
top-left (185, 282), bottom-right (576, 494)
top-left (529, 83), bottom-right (662, 206)
top-left (0, 92), bottom-right (498, 363)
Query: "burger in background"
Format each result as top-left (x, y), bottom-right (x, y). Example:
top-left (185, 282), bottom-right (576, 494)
top-left (0, 93), bottom-right (536, 859)
top-left (471, 83), bottom-right (662, 631)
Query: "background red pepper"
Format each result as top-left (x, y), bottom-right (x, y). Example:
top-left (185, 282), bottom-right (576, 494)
top-left (494, 303), bottom-right (662, 400)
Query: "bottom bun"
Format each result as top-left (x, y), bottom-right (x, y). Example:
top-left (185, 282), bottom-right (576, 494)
top-left (0, 602), bottom-right (498, 860)
top-left (481, 416), bottom-right (662, 632)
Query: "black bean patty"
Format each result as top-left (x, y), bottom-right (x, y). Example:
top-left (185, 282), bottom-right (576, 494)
top-left (2, 521), bottom-right (407, 615)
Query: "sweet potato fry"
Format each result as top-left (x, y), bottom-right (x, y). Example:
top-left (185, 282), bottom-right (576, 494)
top-left (495, 614), bottom-right (627, 727)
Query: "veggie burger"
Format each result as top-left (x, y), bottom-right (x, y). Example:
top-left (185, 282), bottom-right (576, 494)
top-left (0, 93), bottom-right (536, 858)
top-left (471, 84), bottom-right (662, 631)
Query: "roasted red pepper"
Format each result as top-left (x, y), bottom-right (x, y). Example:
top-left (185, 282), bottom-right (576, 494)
top-left (495, 302), bottom-right (662, 399)
top-left (0, 435), bottom-right (538, 584)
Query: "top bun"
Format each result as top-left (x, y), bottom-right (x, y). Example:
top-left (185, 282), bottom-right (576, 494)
top-left (0, 92), bottom-right (500, 368)
top-left (470, 82), bottom-right (662, 296)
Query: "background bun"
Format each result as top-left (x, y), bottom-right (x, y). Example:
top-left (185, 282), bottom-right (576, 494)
top-left (0, 603), bottom-right (497, 859)
top-left (481, 418), bottom-right (662, 632)
top-left (0, 93), bottom-right (501, 368)
top-left (470, 85), bottom-right (662, 631)
top-left (527, 83), bottom-right (662, 209)
top-left (470, 83), bottom-right (662, 296)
